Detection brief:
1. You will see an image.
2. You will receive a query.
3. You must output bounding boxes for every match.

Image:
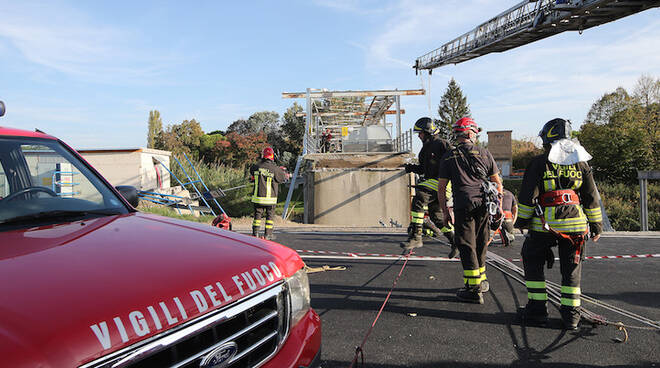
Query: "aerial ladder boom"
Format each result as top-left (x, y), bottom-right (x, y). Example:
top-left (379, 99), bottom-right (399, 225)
top-left (414, 0), bottom-right (660, 72)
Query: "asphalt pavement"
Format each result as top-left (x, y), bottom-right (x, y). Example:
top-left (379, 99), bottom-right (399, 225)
top-left (273, 230), bottom-right (660, 368)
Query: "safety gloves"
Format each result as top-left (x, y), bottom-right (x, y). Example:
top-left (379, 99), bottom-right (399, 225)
top-left (403, 163), bottom-right (419, 173)
top-left (589, 222), bottom-right (603, 242)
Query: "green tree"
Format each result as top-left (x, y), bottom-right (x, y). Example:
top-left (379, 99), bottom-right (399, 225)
top-left (279, 102), bottom-right (307, 170)
top-left (227, 111), bottom-right (286, 157)
top-left (215, 132), bottom-right (270, 168)
top-left (282, 103), bottom-right (305, 150)
top-left (437, 78), bottom-right (471, 141)
top-left (199, 133), bottom-right (226, 163)
top-left (580, 76), bottom-right (660, 182)
top-left (227, 111), bottom-right (280, 135)
top-left (147, 110), bottom-right (163, 148)
top-left (158, 119), bottom-right (205, 156)
top-left (633, 74), bottom-right (660, 108)
top-left (512, 138), bottom-right (543, 170)
top-left (584, 87), bottom-right (631, 126)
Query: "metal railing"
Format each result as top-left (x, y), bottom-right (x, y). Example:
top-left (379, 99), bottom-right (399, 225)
top-left (394, 129), bottom-right (413, 152)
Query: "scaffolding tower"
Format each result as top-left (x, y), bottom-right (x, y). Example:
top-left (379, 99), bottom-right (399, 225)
top-left (280, 88), bottom-right (424, 220)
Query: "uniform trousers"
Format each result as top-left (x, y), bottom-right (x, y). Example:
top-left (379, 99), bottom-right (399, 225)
top-left (410, 187), bottom-right (444, 232)
top-left (454, 205), bottom-right (489, 287)
top-left (252, 204), bottom-right (275, 237)
top-left (521, 231), bottom-right (582, 315)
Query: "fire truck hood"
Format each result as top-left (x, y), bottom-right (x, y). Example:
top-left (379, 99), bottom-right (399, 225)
top-left (0, 212), bottom-right (303, 367)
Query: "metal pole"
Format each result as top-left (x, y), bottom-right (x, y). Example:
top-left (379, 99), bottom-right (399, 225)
top-left (182, 152), bottom-right (225, 215)
top-left (640, 177), bottom-right (648, 231)
top-left (396, 94), bottom-right (401, 151)
top-left (282, 88), bottom-right (312, 220)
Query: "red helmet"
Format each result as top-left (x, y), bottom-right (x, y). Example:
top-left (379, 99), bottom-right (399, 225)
top-left (453, 117), bottom-right (481, 136)
top-left (262, 147), bottom-right (274, 160)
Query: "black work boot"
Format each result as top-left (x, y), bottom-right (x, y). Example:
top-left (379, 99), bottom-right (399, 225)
top-left (252, 226), bottom-right (260, 237)
top-left (400, 225), bottom-right (423, 251)
top-left (560, 307), bottom-right (581, 330)
top-left (446, 232), bottom-right (459, 259)
top-left (264, 228), bottom-right (275, 241)
top-left (518, 301), bottom-right (548, 326)
top-left (400, 234), bottom-right (423, 251)
top-left (456, 284), bottom-right (484, 304)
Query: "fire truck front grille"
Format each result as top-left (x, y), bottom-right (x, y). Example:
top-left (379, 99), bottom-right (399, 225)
top-left (82, 283), bottom-right (289, 368)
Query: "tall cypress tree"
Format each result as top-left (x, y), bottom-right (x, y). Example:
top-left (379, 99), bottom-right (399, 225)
top-left (147, 110), bottom-right (163, 148)
top-left (437, 78), bottom-right (471, 142)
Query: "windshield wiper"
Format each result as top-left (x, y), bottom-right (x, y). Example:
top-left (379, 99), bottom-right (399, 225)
top-left (0, 209), bottom-right (123, 225)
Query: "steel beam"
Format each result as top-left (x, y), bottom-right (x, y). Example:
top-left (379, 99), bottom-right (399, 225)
top-left (294, 109), bottom-right (405, 117)
top-left (282, 89), bottom-right (425, 99)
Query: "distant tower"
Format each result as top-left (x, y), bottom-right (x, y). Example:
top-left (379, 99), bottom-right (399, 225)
top-left (486, 130), bottom-right (512, 177)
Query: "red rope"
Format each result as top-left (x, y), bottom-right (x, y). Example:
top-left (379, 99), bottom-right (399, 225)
top-left (348, 249), bottom-right (414, 368)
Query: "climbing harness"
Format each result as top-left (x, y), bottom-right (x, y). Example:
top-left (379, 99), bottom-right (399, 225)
top-left (534, 202), bottom-right (587, 264)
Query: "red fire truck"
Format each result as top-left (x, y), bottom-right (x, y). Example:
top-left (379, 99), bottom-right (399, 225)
top-left (0, 110), bottom-right (321, 367)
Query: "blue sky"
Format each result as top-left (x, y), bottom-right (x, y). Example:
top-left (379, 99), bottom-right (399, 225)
top-left (1, 0), bottom-right (658, 149)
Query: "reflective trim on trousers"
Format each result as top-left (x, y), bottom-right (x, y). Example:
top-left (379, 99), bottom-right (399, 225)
top-left (464, 269), bottom-right (481, 286)
top-left (411, 210), bottom-right (425, 224)
top-left (528, 292), bottom-right (549, 301)
top-left (526, 280), bottom-right (547, 301)
top-left (561, 285), bottom-right (581, 307)
top-left (561, 297), bottom-right (580, 307)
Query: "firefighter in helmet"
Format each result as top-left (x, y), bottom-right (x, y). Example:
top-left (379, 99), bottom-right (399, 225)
top-left (401, 117), bottom-right (454, 251)
top-left (250, 147), bottom-right (289, 240)
top-left (515, 118), bottom-right (602, 330)
top-left (437, 117), bottom-right (502, 304)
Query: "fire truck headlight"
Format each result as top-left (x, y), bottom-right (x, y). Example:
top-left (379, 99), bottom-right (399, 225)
top-left (285, 268), bottom-right (311, 327)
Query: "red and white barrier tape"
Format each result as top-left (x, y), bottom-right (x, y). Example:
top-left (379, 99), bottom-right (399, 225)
top-left (296, 249), bottom-right (456, 261)
top-left (297, 249), bottom-right (660, 262)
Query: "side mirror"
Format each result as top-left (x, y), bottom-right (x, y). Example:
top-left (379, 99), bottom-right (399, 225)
top-left (0, 101), bottom-right (5, 117)
top-left (115, 185), bottom-right (140, 208)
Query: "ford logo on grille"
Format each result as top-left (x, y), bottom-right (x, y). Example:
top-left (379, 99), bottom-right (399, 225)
top-left (199, 342), bottom-right (238, 368)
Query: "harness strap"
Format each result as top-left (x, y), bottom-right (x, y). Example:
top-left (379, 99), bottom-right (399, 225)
top-left (539, 189), bottom-right (579, 207)
top-left (534, 204), bottom-right (587, 264)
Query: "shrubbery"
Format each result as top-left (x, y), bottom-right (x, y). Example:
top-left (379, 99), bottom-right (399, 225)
top-left (169, 158), bottom-right (302, 219)
top-left (171, 158), bottom-right (254, 217)
top-left (598, 182), bottom-right (659, 231)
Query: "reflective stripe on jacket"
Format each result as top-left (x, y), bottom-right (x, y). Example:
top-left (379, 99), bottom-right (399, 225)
top-left (418, 179), bottom-right (452, 200)
top-left (250, 159), bottom-right (287, 205)
top-left (517, 154), bottom-right (601, 233)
